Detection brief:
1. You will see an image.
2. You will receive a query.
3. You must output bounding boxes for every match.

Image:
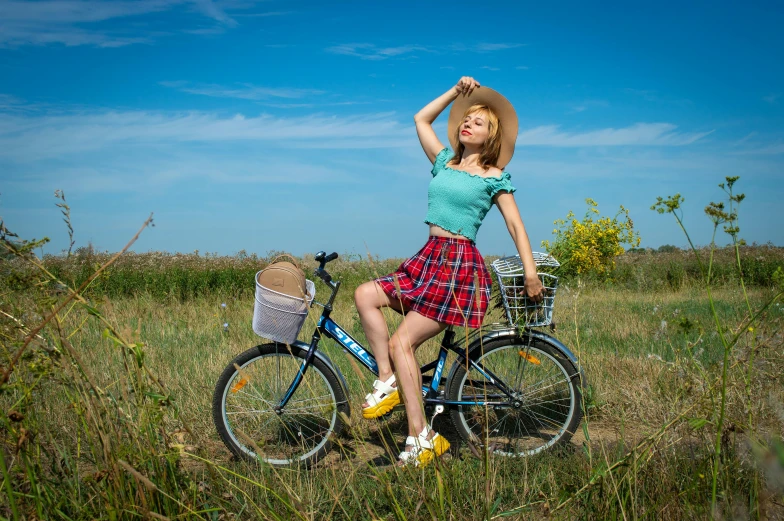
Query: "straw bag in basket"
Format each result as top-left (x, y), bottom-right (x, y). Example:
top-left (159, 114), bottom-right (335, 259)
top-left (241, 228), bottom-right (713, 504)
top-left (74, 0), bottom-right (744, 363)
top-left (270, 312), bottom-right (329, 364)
top-left (256, 254), bottom-right (308, 299)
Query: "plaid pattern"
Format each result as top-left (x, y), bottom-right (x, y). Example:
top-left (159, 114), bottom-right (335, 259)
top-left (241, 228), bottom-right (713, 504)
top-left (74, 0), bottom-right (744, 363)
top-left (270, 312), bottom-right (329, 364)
top-left (375, 236), bottom-right (492, 329)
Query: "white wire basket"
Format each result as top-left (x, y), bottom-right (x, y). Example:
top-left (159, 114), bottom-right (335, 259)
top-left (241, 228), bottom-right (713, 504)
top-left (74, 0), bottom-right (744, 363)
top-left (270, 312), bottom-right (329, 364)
top-left (491, 252), bottom-right (560, 328)
top-left (252, 273), bottom-right (316, 344)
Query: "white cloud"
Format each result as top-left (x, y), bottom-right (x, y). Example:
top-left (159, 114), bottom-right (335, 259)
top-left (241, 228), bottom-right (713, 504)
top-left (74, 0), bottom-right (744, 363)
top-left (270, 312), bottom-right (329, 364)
top-left (515, 66), bottom-right (529, 70)
top-left (623, 88), bottom-right (693, 107)
top-left (0, 101), bottom-right (726, 202)
top-left (449, 42), bottom-right (526, 53)
top-left (260, 101), bottom-right (374, 109)
top-left (327, 42), bottom-right (527, 60)
top-left (732, 132), bottom-right (757, 147)
top-left (475, 43), bottom-right (526, 52)
top-left (325, 43), bottom-right (432, 60)
top-left (160, 81), bottom-right (325, 100)
top-left (234, 11), bottom-right (291, 18)
top-left (517, 123), bottom-right (713, 147)
top-left (0, 109), bottom-right (413, 161)
top-left (0, 0), bottom-right (173, 23)
top-left (0, 104), bottom-right (413, 195)
top-left (0, 0), bottom-right (277, 47)
top-left (0, 27), bottom-right (153, 47)
top-left (260, 103), bottom-right (315, 109)
top-left (0, 105), bottom-right (718, 167)
top-left (190, 0), bottom-right (237, 26)
top-left (567, 99), bottom-right (609, 114)
top-left (0, 93), bottom-right (24, 110)
top-left (732, 143), bottom-right (784, 155)
top-left (5, 155), bottom-right (355, 194)
top-left (480, 66), bottom-right (500, 71)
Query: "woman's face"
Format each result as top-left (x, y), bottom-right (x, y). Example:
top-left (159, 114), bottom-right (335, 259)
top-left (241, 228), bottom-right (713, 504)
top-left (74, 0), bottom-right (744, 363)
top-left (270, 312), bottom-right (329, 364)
top-left (458, 110), bottom-right (490, 148)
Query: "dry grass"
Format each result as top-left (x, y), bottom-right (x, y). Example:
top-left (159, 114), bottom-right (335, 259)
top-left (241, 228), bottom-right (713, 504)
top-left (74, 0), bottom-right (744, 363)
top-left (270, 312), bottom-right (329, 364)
top-left (2, 246), bottom-right (783, 519)
top-left (4, 279), bottom-right (783, 518)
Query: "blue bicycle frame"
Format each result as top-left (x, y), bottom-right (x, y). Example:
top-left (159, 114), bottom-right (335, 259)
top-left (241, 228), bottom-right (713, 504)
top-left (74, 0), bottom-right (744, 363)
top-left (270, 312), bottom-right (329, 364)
top-left (273, 252), bottom-right (528, 413)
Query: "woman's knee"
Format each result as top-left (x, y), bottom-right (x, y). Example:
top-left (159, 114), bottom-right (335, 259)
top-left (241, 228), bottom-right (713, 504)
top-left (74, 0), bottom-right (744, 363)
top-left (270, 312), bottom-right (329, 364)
top-left (354, 282), bottom-right (376, 309)
top-left (356, 282), bottom-right (394, 311)
top-left (388, 334), bottom-right (416, 358)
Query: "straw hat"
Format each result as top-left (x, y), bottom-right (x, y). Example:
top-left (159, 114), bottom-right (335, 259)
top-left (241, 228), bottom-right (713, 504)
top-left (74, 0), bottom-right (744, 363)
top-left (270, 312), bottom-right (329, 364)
top-left (447, 86), bottom-right (519, 169)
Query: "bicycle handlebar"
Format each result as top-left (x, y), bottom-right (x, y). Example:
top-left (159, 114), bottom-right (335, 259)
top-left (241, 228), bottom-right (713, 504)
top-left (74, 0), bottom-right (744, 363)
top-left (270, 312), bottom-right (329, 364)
top-left (314, 251), bottom-right (339, 285)
top-left (314, 251), bottom-right (338, 264)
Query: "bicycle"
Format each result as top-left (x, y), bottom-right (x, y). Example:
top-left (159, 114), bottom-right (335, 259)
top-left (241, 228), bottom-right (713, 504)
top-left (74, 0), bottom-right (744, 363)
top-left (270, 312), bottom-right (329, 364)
top-left (212, 251), bottom-right (585, 467)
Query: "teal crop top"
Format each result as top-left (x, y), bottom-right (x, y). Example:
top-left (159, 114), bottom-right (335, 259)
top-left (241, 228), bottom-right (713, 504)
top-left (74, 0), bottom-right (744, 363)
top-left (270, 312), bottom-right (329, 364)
top-left (424, 148), bottom-right (517, 242)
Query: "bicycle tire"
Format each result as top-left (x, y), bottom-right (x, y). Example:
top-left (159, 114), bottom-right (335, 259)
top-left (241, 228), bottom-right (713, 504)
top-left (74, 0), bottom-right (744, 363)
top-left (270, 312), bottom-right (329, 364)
top-left (212, 343), bottom-right (349, 467)
top-left (447, 335), bottom-right (583, 457)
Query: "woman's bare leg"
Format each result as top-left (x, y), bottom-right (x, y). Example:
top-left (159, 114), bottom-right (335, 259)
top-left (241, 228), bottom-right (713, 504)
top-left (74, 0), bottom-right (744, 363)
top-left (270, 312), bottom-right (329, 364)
top-left (354, 281), bottom-right (405, 406)
top-left (388, 311), bottom-right (447, 437)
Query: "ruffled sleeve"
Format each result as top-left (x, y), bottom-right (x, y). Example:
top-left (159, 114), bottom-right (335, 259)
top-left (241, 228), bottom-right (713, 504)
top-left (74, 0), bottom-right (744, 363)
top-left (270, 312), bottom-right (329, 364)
top-left (430, 148), bottom-right (454, 177)
top-left (488, 172), bottom-right (517, 199)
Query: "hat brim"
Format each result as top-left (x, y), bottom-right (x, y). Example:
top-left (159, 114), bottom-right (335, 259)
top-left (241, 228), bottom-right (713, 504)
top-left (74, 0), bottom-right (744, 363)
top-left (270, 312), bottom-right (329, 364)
top-left (447, 87), bottom-right (518, 169)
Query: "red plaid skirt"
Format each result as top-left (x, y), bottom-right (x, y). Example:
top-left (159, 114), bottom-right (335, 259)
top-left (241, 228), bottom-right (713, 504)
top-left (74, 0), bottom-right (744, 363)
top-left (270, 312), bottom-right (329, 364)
top-left (375, 236), bottom-right (492, 329)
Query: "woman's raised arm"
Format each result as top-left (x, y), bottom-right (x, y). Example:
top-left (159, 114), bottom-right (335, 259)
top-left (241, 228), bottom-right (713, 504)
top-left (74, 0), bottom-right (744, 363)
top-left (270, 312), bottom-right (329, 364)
top-left (414, 77), bottom-right (480, 163)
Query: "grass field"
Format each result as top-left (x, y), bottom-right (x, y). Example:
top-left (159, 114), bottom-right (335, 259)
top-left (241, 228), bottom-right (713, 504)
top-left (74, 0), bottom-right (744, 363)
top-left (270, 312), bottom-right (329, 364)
top-left (2, 249), bottom-right (784, 520)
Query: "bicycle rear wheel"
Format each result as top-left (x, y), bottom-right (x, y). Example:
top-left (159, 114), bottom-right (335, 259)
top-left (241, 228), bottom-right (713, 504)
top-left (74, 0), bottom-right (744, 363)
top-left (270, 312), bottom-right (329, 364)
top-left (212, 343), bottom-right (348, 467)
top-left (447, 336), bottom-right (583, 457)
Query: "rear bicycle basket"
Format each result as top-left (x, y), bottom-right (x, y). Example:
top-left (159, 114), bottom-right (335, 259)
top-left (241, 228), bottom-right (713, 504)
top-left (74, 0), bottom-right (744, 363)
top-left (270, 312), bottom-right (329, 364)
top-left (491, 252), bottom-right (560, 328)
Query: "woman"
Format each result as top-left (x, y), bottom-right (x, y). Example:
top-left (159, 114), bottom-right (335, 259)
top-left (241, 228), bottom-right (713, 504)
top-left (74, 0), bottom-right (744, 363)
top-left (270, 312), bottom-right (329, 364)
top-left (354, 76), bottom-right (545, 467)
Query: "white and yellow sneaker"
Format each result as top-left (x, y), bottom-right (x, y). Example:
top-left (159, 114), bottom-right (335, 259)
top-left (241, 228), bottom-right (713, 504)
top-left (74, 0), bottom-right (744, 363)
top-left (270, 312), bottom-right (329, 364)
top-left (398, 425), bottom-right (450, 467)
top-left (361, 375), bottom-right (400, 419)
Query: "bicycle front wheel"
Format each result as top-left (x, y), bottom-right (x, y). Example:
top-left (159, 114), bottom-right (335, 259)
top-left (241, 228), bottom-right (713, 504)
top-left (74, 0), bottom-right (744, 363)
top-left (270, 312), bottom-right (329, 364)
top-left (212, 343), bottom-right (348, 467)
top-left (447, 336), bottom-right (583, 457)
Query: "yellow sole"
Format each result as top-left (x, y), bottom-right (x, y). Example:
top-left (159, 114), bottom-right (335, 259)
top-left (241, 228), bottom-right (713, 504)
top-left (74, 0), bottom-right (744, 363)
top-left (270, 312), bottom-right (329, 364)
top-left (361, 390), bottom-right (400, 419)
top-left (416, 436), bottom-right (450, 467)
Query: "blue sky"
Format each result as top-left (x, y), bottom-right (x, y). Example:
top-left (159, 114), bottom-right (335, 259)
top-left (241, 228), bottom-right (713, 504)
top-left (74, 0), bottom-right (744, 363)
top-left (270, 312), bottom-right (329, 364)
top-left (1, 1), bottom-right (782, 259)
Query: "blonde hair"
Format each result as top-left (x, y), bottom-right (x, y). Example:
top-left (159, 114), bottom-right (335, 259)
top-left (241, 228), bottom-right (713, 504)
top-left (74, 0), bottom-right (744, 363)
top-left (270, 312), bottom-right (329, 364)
top-left (449, 104), bottom-right (503, 170)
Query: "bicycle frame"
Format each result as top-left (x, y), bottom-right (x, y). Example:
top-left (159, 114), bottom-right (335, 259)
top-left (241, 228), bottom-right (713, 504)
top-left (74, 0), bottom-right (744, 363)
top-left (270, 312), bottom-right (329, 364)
top-left (274, 270), bottom-right (525, 412)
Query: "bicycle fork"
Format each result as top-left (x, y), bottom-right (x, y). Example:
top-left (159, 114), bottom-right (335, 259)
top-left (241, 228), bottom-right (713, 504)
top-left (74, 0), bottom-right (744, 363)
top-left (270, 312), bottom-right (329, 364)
top-left (273, 330), bottom-right (323, 413)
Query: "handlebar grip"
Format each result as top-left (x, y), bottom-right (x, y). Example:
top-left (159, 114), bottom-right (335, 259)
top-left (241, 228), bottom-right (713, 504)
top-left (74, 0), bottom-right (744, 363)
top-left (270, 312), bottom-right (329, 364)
top-left (325, 252), bottom-right (338, 262)
top-left (314, 268), bottom-right (332, 284)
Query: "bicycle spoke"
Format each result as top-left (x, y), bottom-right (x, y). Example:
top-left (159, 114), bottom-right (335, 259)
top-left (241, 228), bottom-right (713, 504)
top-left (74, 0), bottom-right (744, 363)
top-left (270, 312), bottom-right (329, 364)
top-left (276, 354), bottom-right (281, 397)
top-left (233, 388), bottom-right (277, 407)
top-left (225, 406), bottom-right (275, 415)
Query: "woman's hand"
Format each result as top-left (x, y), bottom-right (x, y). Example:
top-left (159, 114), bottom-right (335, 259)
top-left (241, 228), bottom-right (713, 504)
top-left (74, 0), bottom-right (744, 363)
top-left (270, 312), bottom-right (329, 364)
top-left (454, 76), bottom-right (480, 96)
top-left (415, 80), bottom-right (481, 159)
top-left (524, 274), bottom-right (545, 303)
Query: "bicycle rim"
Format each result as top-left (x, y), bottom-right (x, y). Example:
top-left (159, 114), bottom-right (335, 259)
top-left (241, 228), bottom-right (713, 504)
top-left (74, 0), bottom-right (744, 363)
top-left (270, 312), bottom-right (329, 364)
top-left (220, 352), bottom-right (338, 466)
top-left (452, 342), bottom-right (579, 457)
